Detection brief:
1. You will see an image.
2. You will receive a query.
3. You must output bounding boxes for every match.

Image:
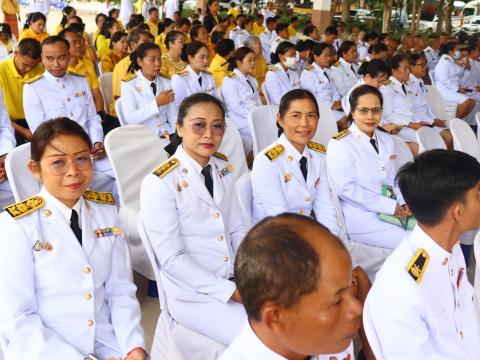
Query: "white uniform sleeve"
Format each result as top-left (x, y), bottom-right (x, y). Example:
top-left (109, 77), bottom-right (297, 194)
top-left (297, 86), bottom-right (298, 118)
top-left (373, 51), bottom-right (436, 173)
top-left (226, 186), bottom-right (247, 254)
top-left (329, 67), bottom-right (348, 97)
top-left (380, 86), bottom-right (410, 126)
top-left (434, 59), bottom-right (460, 92)
top-left (313, 160), bottom-right (340, 235)
top-left (120, 81), bottom-right (159, 125)
top-left (23, 83), bottom-right (47, 133)
top-left (84, 86), bottom-right (104, 145)
top-left (0, 93), bottom-right (15, 156)
top-left (171, 74), bottom-right (187, 108)
top-left (264, 71), bottom-right (282, 106)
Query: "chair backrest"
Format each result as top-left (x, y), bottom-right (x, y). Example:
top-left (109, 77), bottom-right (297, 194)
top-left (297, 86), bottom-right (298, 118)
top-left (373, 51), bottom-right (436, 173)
top-left (312, 102), bottom-right (339, 147)
top-left (391, 136), bottom-right (414, 171)
top-left (261, 82), bottom-right (271, 105)
top-left (99, 72), bottom-right (113, 113)
top-left (416, 126), bottom-right (447, 153)
top-left (450, 118), bottom-right (480, 160)
top-left (247, 105), bottom-right (279, 156)
top-left (218, 118), bottom-right (248, 182)
top-left (5, 143), bottom-right (41, 201)
top-left (115, 99), bottom-right (127, 126)
top-left (425, 84), bottom-right (447, 120)
top-left (235, 172), bottom-right (253, 228)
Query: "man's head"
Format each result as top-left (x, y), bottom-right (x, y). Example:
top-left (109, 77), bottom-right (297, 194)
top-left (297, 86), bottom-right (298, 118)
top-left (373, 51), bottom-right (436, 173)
top-left (414, 34), bottom-right (426, 51)
top-left (324, 26), bottom-right (338, 45)
top-left (58, 27), bottom-right (82, 59)
top-left (276, 23), bottom-right (289, 40)
top-left (401, 33), bottom-right (414, 49)
top-left (148, 7), bottom-right (159, 23)
top-left (41, 36), bottom-right (70, 78)
top-left (14, 38), bottom-right (42, 76)
top-left (467, 43), bottom-right (480, 60)
top-left (127, 29), bottom-right (151, 52)
top-left (235, 214), bottom-right (361, 357)
top-left (266, 1), bottom-right (273, 10)
top-left (266, 17), bottom-right (276, 32)
top-left (428, 34), bottom-right (440, 50)
top-left (397, 149), bottom-right (480, 231)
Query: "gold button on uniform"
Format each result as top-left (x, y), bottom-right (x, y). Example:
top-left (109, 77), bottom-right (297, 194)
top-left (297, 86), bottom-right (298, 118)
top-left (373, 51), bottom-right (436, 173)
top-left (83, 266), bottom-right (92, 274)
top-left (213, 212), bottom-right (220, 219)
top-left (217, 235), bottom-right (224, 241)
top-left (460, 330), bottom-right (464, 339)
top-left (223, 256), bottom-right (229, 262)
top-left (42, 209), bottom-right (52, 217)
top-left (87, 319), bottom-right (94, 327)
top-left (381, 166), bottom-right (385, 171)
top-left (298, 209), bottom-right (305, 215)
top-left (304, 196), bottom-right (311, 202)
top-left (84, 293), bottom-right (92, 300)
top-left (67, 97), bottom-right (71, 101)
top-left (441, 258), bottom-right (448, 265)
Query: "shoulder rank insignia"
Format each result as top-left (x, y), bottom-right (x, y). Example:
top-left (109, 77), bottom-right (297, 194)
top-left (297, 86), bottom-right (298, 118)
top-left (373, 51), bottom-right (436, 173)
top-left (383, 79), bottom-right (392, 86)
top-left (213, 152), bottom-right (228, 161)
top-left (406, 248), bottom-right (429, 283)
top-left (361, 58), bottom-right (367, 63)
top-left (68, 70), bottom-right (86, 77)
top-left (153, 158), bottom-right (179, 178)
top-left (270, 66), bottom-right (278, 72)
top-left (24, 73), bottom-right (43, 84)
top-left (177, 69), bottom-right (190, 77)
top-left (227, 72), bottom-right (236, 78)
top-left (306, 65), bottom-right (314, 71)
top-left (443, 55), bottom-right (450, 61)
top-left (4, 196), bottom-right (45, 219)
top-left (265, 144), bottom-right (285, 161)
top-left (308, 142), bottom-right (326, 154)
top-left (334, 60), bottom-right (341, 67)
top-left (83, 191), bottom-right (115, 205)
top-left (122, 72), bottom-right (137, 82)
top-left (332, 129), bottom-right (351, 140)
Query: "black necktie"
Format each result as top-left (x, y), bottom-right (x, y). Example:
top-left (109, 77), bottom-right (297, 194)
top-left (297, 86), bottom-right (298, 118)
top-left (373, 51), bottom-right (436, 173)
top-left (419, 82), bottom-right (424, 93)
top-left (323, 71), bottom-right (330, 81)
top-left (201, 165), bottom-right (214, 197)
top-left (351, 64), bottom-right (357, 76)
top-left (198, 76), bottom-right (203, 87)
top-left (70, 209), bottom-right (82, 245)
top-left (401, 83), bottom-right (407, 95)
top-left (299, 156), bottom-right (308, 181)
top-left (370, 138), bottom-right (379, 154)
top-left (150, 82), bottom-right (157, 95)
top-left (246, 78), bottom-right (255, 93)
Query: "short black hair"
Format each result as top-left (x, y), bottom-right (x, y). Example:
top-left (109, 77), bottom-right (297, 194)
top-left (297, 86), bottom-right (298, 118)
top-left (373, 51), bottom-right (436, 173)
top-left (389, 53), bottom-right (408, 71)
top-left (148, 7), bottom-right (158, 14)
top-left (396, 149), bottom-right (480, 226)
top-left (41, 35), bottom-right (70, 50)
top-left (325, 25), bottom-right (338, 36)
top-left (17, 38), bottom-right (42, 59)
top-left (216, 38), bottom-right (235, 57)
top-left (275, 22), bottom-right (288, 33)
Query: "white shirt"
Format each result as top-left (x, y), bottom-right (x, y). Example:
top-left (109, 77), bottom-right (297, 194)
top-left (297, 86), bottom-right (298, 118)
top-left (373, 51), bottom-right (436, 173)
top-left (300, 62), bottom-right (340, 108)
top-left (408, 73), bottom-right (436, 124)
top-left (264, 64), bottom-right (300, 106)
top-left (171, 65), bottom-right (218, 108)
top-left (270, 35), bottom-right (288, 56)
top-left (100, 2), bottom-right (117, 15)
top-left (0, 90), bottom-right (14, 156)
top-left (460, 57), bottom-right (480, 89)
top-left (424, 46), bottom-right (440, 71)
top-left (364, 225), bottom-right (480, 359)
top-left (329, 57), bottom-right (360, 97)
top-left (163, 0), bottom-right (179, 20)
top-left (259, 29), bottom-right (274, 63)
top-left (380, 76), bottom-right (414, 127)
top-left (261, 9), bottom-right (276, 24)
top-left (434, 55), bottom-right (464, 94)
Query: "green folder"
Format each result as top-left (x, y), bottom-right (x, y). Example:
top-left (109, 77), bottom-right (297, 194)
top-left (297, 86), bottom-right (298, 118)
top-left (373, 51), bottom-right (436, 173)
top-left (378, 184), bottom-right (416, 230)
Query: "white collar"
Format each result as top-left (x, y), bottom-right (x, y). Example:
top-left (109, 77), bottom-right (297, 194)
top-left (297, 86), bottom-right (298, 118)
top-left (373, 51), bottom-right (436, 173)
top-left (350, 122), bottom-right (378, 142)
top-left (409, 225), bottom-right (457, 266)
top-left (238, 320), bottom-right (289, 359)
top-left (137, 69), bottom-right (157, 86)
top-left (178, 145), bottom-right (213, 175)
top-left (44, 70), bottom-right (67, 84)
top-left (233, 68), bottom-right (249, 81)
top-left (40, 186), bottom-right (83, 226)
top-left (313, 62), bottom-right (327, 72)
top-left (186, 64), bottom-right (202, 80)
top-left (279, 133), bottom-right (309, 162)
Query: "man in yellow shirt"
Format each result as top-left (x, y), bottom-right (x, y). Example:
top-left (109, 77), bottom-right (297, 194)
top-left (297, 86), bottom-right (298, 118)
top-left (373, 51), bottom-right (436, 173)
top-left (208, 38), bottom-right (235, 88)
top-left (288, 16), bottom-right (299, 40)
top-left (0, 38), bottom-right (44, 144)
top-left (145, 7), bottom-right (160, 38)
top-left (252, 14), bottom-right (265, 36)
top-left (226, 2), bottom-right (238, 19)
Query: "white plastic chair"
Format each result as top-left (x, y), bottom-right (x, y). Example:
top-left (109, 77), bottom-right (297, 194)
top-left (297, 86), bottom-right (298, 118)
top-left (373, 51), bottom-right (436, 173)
top-left (5, 143), bottom-right (41, 201)
top-left (476, 112), bottom-right (480, 147)
top-left (104, 125), bottom-right (169, 280)
top-left (247, 105), bottom-right (279, 156)
top-left (425, 85), bottom-right (447, 120)
top-left (218, 118), bottom-right (248, 182)
top-left (99, 72), bottom-right (113, 114)
top-left (235, 172), bottom-right (253, 228)
top-left (416, 126), bottom-right (447, 153)
top-left (312, 102), bottom-right (339, 147)
top-left (261, 82), bottom-right (271, 105)
top-left (391, 136), bottom-right (414, 171)
top-left (450, 118), bottom-right (480, 160)
top-left (115, 99), bottom-right (126, 126)
top-left (474, 232), bottom-right (480, 318)
top-left (137, 217), bottom-right (226, 360)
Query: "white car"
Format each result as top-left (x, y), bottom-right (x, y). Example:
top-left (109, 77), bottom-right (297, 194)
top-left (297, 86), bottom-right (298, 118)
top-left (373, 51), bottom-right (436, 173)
top-left (462, 16), bottom-right (480, 34)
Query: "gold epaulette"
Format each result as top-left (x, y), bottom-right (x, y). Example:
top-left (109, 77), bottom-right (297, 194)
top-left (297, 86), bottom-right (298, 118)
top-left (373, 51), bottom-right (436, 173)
top-left (306, 65), bottom-right (314, 71)
top-left (213, 152), bottom-right (228, 161)
top-left (361, 58), bottom-right (367, 63)
top-left (307, 141), bottom-right (326, 154)
top-left (334, 61), bottom-right (341, 67)
top-left (270, 66), bottom-right (279, 72)
top-left (383, 79), bottom-right (392, 85)
top-left (68, 70), bottom-right (86, 77)
top-left (177, 69), bottom-right (189, 77)
top-left (24, 73), bottom-right (43, 84)
top-left (406, 248), bottom-right (429, 283)
top-left (4, 196), bottom-right (45, 219)
top-left (332, 129), bottom-right (351, 140)
top-left (153, 158), bottom-right (179, 178)
top-left (122, 73), bottom-right (137, 82)
top-left (443, 55), bottom-right (450, 61)
top-left (83, 191), bottom-right (115, 205)
top-left (264, 144), bottom-right (284, 161)
top-left (227, 72), bottom-right (236, 78)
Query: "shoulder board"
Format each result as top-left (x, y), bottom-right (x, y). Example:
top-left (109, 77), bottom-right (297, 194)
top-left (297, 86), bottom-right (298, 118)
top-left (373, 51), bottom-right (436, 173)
top-left (264, 144), bottom-right (285, 161)
top-left (334, 61), bottom-right (341, 67)
top-left (227, 72), bottom-right (236, 78)
top-left (443, 55), bottom-right (450, 61)
top-left (83, 191), bottom-right (115, 205)
top-left (361, 58), bottom-right (367, 63)
top-left (406, 248), bottom-right (429, 283)
top-left (307, 142), bottom-right (326, 154)
top-left (306, 65), bottom-right (314, 71)
top-left (270, 66), bottom-right (278, 72)
top-left (4, 196), bottom-right (45, 219)
top-left (68, 70), bottom-right (86, 77)
top-left (177, 70), bottom-right (189, 77)
top-left (24, 73), bottom-right (43, 84)
top-left (383, 79), bottom-right (392, 85)
top-left (203, 70), bottom-right (212, 75)
top-left (213, 152), bottom-right (228, 161)
top-left (153, 158), bottom-right (179, 178)
top-left (332, 129), bottom-right (351, 140)
top-left (122, 73), bottom-right (137, 82)
top-left (275, 37), bottom-right (281, 42)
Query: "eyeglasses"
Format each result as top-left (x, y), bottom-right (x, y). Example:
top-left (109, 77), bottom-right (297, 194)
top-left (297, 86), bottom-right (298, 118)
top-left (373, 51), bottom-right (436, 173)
top-left (355, 107), bottom-right (383, 115)
top-left (187, 121), bottom-right (226, 136)
top-left (47, 155), bottom-right (93, 176)
top-left (414, 62), bottom-right (427, 68)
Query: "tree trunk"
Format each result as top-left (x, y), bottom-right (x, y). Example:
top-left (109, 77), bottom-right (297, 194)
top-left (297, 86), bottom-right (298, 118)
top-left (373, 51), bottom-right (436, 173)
top-left (382, 0), bottom-right (393, 33)
top-left (445, 0), bottom-right (453, 34)
top-left (410, 0), bottom-right (417, 33)
top-left (341, 0), bottom-right (350, 23)
top-left (436, 0), bottom-right (445, 33)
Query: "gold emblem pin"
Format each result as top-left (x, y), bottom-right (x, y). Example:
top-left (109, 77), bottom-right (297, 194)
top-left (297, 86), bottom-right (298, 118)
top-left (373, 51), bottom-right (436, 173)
top-left (43, 241), bottom-right (53, 251)
top-left (182, 168), bottom-right (188, 174)
top-left (181, 180), bottom-right (189, 189)
top-left (284, 173), bottom-right (292, 183)
top-left (33, 240), bottom-right (42, 251)
top-left (288, 155), bottom-right (293, 161)
top-left (42, 209), bottom-right (52, 217)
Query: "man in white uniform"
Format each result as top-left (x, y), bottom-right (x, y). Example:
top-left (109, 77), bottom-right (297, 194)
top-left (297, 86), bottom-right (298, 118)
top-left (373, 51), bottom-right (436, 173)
top-left (364, 149), bottom-right (480, 359)
top-left (163, 0), bottom-right (179, 20)
top-left (0, 92), bottom-right (14, 208)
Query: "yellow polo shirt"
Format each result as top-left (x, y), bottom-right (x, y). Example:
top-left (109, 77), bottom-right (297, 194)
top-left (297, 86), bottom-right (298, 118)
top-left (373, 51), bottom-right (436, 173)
top-left (227, 8), bottom-right (238, 18)
top-left (145, 19), bottom-right (159, 38)
top-left (253, 23), bottom-right (265, 36)
top-left (68, 58), bottom-right (99, 90)
top-left (288, 25), bottom-right (297, 38)
top-left (0, 57), bottom-right (44, 120)
top-left (208, 53), bottom-right (229, 88)
top-left (18, 28), bottom-right (49, 43)
top-left (110, 55), bottom-right (131, 114)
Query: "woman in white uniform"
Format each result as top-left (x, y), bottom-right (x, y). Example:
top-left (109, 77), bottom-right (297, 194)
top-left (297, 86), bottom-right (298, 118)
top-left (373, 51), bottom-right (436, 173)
top-left (329, 40), bottom-right (360, 97)
top-left (300, 42), bottom-right (347, 129)
top-left (434, 41), bottom-right (476, 120)
top-left (140, 93), bottom-right (247, 346)
top-left (222, 46), bottom-right (262, 155)
top-left (0, 118), bottom-right (146, 360)
top-left (171, 40), bottom-right (219, 109)
top-left (264, 41), bottom-right (300, 106)
top-left (251, 89), bottom-right (339, 235)
top-left (327, 85), bottom-right (412, 276)
top-left (121, 42), bottom-right (177, 140)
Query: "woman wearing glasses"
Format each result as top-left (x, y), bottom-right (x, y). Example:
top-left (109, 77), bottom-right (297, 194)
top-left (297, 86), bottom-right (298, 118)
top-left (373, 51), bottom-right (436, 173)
top-left (140, 93), bottom-right (247, 346)
top-left (0, 118), bottom-right (146, 359)
top-left (327, 85), bottom-right (411, 277)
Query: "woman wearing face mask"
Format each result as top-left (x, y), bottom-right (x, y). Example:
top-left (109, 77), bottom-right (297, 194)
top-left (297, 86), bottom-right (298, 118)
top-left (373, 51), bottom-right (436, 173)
top-left (329, 40), bottom-right (360, 97)
top-left (434, 41), bottom-right (476, 120)
top-left (19, 12), bottom-right (49, 43)
top-left (171, 41), bottom-right (219, 109)
top-left (140, 93), bottom-right (247, 347)
top-left (121, 42), bottom-right (177, 139)
top-left (160, 30), bottom-right (187, 79)
top-left (264, 41), bottom-right (300, 106)
top-left (0, 118), bottom-right (146, 360)
top-left (327, 85), bottom-right (412, 278)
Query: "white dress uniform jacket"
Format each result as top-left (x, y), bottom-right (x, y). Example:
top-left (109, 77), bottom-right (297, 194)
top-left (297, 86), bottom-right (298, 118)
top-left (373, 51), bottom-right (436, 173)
top-left (140, 146), bottom-right (247, 344)
top-left (434, 54), bottom-right (470, 105)
top-left (460, 57), bottom-right (480, 90)
top-left (264, 64), bottom-right (300, 106)
top-left (23, 71), bottom-right (104, 145)
top-left (270, 35), bottom-right (288, 56)
top-left (357, 43), bottom-right (369, 62)
top-left (364, 225), bottom-right (480, 360)
top-left (171, 65), bottom-right (218, 108)
top-left (260, 29), bottom-right (274, 63)
top-left (235, 30), bottom-right (251, 49)
top-left (251, 134), bottom-right (339, 234)
top-left (300, 63), bottom-right (341, 109)
top-left (326, 124), bottom-right (406, 249)
top-left (0, 188), bottom-right (145, 359)
top-left (120, 70), bottom-right (177, 135)
top-left (229, 26), bottom-right (241, 44)
top-left (341, 79), bottom-right (364, 116)
top-left (425, 46), bottom-right (440, 71)
top-left (329, 57), bottom-right (360, 97)
top-left (0, 93), bottom-right (14, 156)
top-left (219, 320), bottom-right (355, 360)
top-left (163, 0), bottom-right (179, 19)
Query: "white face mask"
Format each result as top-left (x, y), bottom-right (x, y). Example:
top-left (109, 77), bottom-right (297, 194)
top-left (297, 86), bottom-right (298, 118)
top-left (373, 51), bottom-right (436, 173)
top-left (454, 50), bottom-right (461, 60)
top-left (284, 56), bottom-right (297, 69)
